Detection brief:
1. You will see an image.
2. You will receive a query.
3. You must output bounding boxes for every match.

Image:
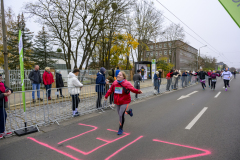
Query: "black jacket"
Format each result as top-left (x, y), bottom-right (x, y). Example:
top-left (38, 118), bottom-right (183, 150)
top-left (198, 71), bottom-right (208, 80)
top-left (158, 72), bottom-right (162, 78)
top-left (28, 70), bottom-right (42, 84)
top-left (56, 73), bottom-right (64, 88)
top-left (0, 83), bottom-right (13, 108)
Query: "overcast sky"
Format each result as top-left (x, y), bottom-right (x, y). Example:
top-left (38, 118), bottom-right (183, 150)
top-left (4, 0), bottom-right (240, 68)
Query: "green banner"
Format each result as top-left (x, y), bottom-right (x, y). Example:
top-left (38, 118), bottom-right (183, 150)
top-left (219, 0), bottom-right (240, 28)
top-left (19, 30), bottom-right (26, 112)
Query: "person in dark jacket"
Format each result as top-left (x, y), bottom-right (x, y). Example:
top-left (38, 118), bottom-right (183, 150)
top-left (140, 66), bottom-right (145, 82)
top-left (197, 68), bottom-right (208, 90)
top-left (28, 65), bottom-right (43, 103)
top-left (56, 70), bottom-right (64, 98)
top-left (0, 74), bottom-right (13, 139)
top-left (182, 71), bottom-right (187, 88)
top-left (133, 70), bottom-right (142, 98)
top-left (96, 67), bottom-right (109, 109)
top-left (107, 70), bottom-right (115, 107)
top-left (154, 71), bottom-right (160, 94)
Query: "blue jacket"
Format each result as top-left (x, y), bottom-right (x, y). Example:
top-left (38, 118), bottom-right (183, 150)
top-left (96, 72), bottom-right (106, 93)
top-left (115, 69), bottom-right (120, 77)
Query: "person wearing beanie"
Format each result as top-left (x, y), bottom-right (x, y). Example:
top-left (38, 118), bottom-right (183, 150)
top-left (68, 68), bottom-right (83, 117)
top-left (154, 71), bottom-right (160, 94)
top-left (133, 70), bottom-right (142, 98)
top-left (115, 67), bottom-right (120, 77)
top-left (96, 67), bottom-right (109, 109)
top-left (56, 70), bottom-right (64, 98)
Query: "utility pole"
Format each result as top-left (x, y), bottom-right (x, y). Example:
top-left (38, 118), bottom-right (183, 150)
top-left (1, 0), bottom-right (9, 86)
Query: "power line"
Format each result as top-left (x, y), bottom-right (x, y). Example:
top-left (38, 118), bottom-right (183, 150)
top-left (141, 0), bottom-right (228, 61)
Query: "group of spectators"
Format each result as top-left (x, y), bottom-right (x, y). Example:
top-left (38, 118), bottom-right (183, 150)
top-left (28, 65), bottom-right (65, 102)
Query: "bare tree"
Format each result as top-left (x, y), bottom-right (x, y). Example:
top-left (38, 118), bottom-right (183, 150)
top-left (134, 0), bottom-right (164, 62)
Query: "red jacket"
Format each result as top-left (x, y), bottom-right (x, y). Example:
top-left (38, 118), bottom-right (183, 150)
top-left (166, 73), bottom-right (171, 79)
top-left (105, 80), bottom-right (139, 105)
top-left (43, 71), bottom-right (54, 85)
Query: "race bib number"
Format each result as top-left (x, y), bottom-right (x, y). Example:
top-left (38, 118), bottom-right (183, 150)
top-left (212, 79), bottom-right (217, 82)
top-left (115, 87), bottom-right (123, 94)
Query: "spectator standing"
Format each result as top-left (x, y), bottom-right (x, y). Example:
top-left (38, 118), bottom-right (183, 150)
top-left (56, 70), bottom-right (64, 98)
top-left (140, 66), bottom-right (145, 82)
top-left (133, 70), bottom-right (142, 98)
top-left (96, 67), bottom-right (109, 109)
top-left (68, 68), bottom-right (83, 117)
top-left (166, 71), bottom-right (172, 91)
top-left (233, 70), bottom-right (236, 79)
top-left (182, 71), bottom-right (187, 88)
top-left (28, 65), bottom-right (43, 103)
top-left (42, 67), bottom-right (54, 100)
top-left (154, 71), bottom-right (160, 94)
top-left (115, 67), bottom-right (120, 78)
top-left (107, 70), bottom-right (115, 107)
top-left (0, 74), bottom-right (13, 139)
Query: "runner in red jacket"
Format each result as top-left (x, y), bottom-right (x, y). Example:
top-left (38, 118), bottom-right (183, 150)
top-left (105, 71), bottom-right (142, 135)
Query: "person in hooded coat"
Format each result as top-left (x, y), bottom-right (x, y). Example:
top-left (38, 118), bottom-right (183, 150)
top-left (96, 67), bottom-right (109, 109)
top-left (56, 70), bottom-right (64, 98)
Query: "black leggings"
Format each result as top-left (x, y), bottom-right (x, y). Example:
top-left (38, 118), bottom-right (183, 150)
top-left (201, 82), bottom-right (205, 89)
top-left (109, 93), bottom-right (114, 104)
top-left (224, 80), bottom-right (229, 88)
top-left (208, 78), bottom-right (212, 86)
top-left (211, 82), bottom-right (216, 89)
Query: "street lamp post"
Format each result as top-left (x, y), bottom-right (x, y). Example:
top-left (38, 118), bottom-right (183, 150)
top-left (197, 45), bottom-right (207, 70)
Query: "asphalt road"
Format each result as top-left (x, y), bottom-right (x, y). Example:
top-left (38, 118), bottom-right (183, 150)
top-left (0, 75), bottom-right (240, 160)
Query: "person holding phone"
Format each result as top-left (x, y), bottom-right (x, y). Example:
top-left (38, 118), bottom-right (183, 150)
top-left (104, 71), bottom-right (142, 135)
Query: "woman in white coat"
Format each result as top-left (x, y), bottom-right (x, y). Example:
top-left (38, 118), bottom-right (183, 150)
top-left (68, 68), bottom-right (83, 117)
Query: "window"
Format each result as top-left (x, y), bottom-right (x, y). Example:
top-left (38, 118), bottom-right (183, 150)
top-left (150, 52), bottom-right (153, 57)
top-left (146, 52), bottom-right (149, 56)
top-left (159, 44), bottom-right (162, 48)
top-left (169, 59), bottom-right (171, 63)
top-left (169, 42), bottom-right (172, 47)
top-left (150, 45), bottom-right (153, 49)
top-left (169, 50), bottom-right (171, 55)
top-left (164, 43), bottom-right (167, 48)
top-left (156, 44), bottom-right (158, 49)
top-left (155, 52), bottom-right (158, 56)
top-left (159, 51), bottom-right (162, 56)
top-left (164, 50), bottom-right (167, 55)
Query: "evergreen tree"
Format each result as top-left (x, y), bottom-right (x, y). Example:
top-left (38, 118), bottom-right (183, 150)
top-left (7, 13), bottom-right (34, 69)
top-left (32, 26), bottom-right (57, 69)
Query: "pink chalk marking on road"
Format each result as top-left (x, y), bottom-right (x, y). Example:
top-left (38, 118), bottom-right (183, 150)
top-left (105, 136), bottom-right (144, 160)
top-left (27, 137), bottom-right (81, 160)
top-left (58, 123), bottom-right (98, 144)
top-left (153, 139), bottom-right (211, 160)
top-left (67, 129), bottom-right (130, 155)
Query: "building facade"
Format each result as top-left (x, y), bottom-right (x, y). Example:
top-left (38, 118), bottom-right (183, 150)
top-left (143, 40), bottom-right (198, 71)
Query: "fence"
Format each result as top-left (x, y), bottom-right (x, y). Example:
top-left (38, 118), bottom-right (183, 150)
top-left (3, 75), bottom-right (198, 135)
top-left (0, 69), bottom-right (131, 91)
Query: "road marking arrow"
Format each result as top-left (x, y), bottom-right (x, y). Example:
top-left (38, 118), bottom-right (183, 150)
top-left (177, 91), bottom-right (198, 100)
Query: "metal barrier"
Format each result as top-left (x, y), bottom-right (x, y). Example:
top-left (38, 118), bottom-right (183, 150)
top-left (4, 76), bottom-right (197, 136)
top-left (4, 90), bottom-right (46, 133)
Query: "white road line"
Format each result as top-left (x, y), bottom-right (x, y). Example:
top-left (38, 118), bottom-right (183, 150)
top-left (185, 107), bottom-right (208, 130)
top-left (214, 92), bottom-right (221, 98)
